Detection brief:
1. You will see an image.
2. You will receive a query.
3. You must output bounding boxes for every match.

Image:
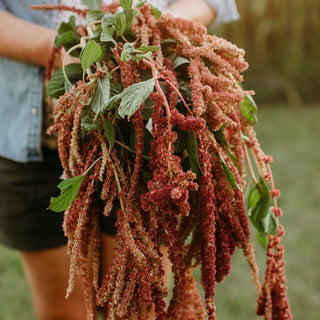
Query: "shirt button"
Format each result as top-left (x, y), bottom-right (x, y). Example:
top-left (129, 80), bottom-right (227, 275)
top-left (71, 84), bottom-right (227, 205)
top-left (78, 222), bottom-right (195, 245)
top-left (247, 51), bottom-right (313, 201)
top-left (31, 107), bottom-right (38, 115)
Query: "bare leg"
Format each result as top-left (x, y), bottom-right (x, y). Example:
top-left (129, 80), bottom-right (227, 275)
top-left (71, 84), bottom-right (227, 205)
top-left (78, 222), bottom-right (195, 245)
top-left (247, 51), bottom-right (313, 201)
top-left (21, 245), bottom-right (87, 320)
top-left (100, 234), bottom-right (171, 320)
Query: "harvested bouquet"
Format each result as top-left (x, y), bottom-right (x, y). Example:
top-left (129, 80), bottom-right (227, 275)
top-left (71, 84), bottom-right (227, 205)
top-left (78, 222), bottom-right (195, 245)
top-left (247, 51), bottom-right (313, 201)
top-left (32, 0), bottom-right (292, 319)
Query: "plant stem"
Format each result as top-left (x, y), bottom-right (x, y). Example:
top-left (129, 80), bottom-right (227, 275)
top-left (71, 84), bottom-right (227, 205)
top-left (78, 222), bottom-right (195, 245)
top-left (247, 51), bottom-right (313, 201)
top-left (82, 156), bottom-right (102, 177)
top-left (142, 58), bottom-right (172, 132)
top-left (243, 144), bottom-right (259, 185)
top-left (162, 77), bottom-right (192, 114)
top-left (62, 43), bottom-right (82, 86)
top-left (267, 163), bottom-right (280, 216)
top-left (115, 140), bottom-right (150, 160)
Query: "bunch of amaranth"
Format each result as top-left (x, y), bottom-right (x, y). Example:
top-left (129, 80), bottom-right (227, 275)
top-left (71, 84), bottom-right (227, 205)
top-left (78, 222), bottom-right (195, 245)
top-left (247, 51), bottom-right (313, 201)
top-left (32, 1), bottom-right (292, 319)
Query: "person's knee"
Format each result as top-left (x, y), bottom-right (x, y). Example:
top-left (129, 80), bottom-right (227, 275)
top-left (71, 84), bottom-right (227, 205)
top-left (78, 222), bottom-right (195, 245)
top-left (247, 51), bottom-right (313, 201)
top-left (36, 307), bottom-right (88, 320)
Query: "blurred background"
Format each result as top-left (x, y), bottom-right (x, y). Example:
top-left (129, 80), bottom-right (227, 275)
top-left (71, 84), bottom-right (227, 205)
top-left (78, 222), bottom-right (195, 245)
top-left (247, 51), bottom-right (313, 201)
top-left (216, 0), bottom-right (320, 105)
top-left (0, 0), bottom-right (319, 319)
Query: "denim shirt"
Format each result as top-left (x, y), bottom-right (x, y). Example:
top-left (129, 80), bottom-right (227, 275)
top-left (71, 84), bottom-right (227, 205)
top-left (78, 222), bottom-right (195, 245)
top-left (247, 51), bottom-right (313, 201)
top-left (0, 0), bottom-right (238, 163)
top-left (0, 0), bottom-right (58, 162)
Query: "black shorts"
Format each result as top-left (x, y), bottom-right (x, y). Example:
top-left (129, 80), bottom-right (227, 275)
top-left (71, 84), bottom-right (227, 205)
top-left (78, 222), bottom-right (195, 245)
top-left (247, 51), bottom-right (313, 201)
top-left (0, 148), bottom-right (116, 252)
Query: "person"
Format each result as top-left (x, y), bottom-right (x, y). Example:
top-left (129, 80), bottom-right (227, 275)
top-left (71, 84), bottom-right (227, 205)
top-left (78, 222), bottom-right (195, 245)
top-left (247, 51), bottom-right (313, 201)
top-left (0, 1), bottom-right (239, 319)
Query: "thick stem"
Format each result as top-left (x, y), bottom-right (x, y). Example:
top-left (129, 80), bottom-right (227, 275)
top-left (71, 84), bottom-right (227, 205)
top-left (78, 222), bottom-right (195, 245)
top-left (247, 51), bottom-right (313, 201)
top-left (243, 144), bottom-right (259, 185)
top-left (142, 58), bottom-right (172, 132)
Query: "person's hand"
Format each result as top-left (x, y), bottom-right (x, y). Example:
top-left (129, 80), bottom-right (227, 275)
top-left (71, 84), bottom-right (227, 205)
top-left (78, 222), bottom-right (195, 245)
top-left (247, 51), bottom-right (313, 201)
top-left (53, 47), bottom-right (80, 71)
top-left (164, 0), bottom-right (216, 26)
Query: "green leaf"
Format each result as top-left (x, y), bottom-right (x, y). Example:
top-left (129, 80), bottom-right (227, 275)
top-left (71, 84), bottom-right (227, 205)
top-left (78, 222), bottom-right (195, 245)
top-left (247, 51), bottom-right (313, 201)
top-left (174, 128), bottom-right (188, 153)
top-left (161, 39), bottom-right (177, 57)
top-left (96, 79), bottom-right (154, 118)
top-left (257, 232), bottom-right (269, 248)
top-left (86, 10), bottom-right (105, 23)
top-left (120, 0), bottom-right (133, 10)
top-left (135, 52), bottom-right (152, 63)
top-left (136, 1), bottom-right (161, 17)
top-left (247, 186), bottom-right (261, 217)
top-left (81, 40), bottom-right (103, 71)
top-left (118, 79), bottom-right (155, 119)
top-left (239, 95), bottom-right (258, 125)
top-left (103, 120), bottom-right (116, 149)
top-left (262, 208), bottom-right (278, 235)
top-left (150, 4), bottom-right (162, 18)
top-left (91, 76), bottom-right (111, 113)
top-left (100, 26), bottom-right (117, 45)
top-left (187, 132), bottom-right (203, 176)
top-left (81, 0), bottom-right (102, 10)
top-left (55, 16), bottom-right (80, 54)
top-left (121, 42), bottom-right (135, 62)
top-left (172, 56), bottom-right (190, 69)
top-left (101, 12), bottom-right (114, 28)
top-left (226, 149), bottom-right (237, 166)
top-left (137, 45), bottom-right (160, 53)
top-left (257, 177), bottom-right (271, 220)
top-left (213, 125), bottom-right (229, 147)
top-left (141, 97), bottom-right (155, 120)
top-left (123, 8), bottom-right (139, 30)
top-left (219, 153), bottom-right (241, 190)
top-left (47, 63), bottom-right (83, 98)
top-left (248, 177), bottom-right (274, 234)
top-left (48, 176), bottom-right (85, 212)
top-left (113, 11), bottom-right (127, 37)
top-left (178, 81), bottom-right (192, 101)
top-left (64, 78), bottom-right (73, 92)
top-left (81, 115), bottom-right (99, 132)
top-left (57, 16), bottom-right (77, 35)
top-left (55, 30), bottom-right (80, 48)
top-left (96, 94), bottom-right (122, 117)
top-left (110, 80), bottom-right (123, 96)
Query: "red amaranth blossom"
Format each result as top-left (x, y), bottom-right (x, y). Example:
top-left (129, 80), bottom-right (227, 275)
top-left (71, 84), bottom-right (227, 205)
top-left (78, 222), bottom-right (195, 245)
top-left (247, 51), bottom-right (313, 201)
top-left (257, 226), bottom-right (292, 320)
top-left (43, 3), bottom-right (292, 319)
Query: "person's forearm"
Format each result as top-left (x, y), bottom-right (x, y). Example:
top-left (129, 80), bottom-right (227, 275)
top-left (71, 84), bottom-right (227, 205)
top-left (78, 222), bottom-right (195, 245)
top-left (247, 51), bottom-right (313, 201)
top-left (0, 11), bottom-right (56, 66)
top-left (165, 0), bottom-right (216, 26)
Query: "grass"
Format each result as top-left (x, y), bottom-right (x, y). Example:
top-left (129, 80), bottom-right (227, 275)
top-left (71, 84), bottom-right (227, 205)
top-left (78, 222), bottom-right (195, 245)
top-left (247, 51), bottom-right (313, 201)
top-left (1, 104), bottom-right (320, 319)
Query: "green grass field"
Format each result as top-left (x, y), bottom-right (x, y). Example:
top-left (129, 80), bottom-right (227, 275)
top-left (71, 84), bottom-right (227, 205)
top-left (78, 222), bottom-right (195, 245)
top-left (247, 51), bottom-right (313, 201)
top-left (1, 105), bottom-right (319, 319)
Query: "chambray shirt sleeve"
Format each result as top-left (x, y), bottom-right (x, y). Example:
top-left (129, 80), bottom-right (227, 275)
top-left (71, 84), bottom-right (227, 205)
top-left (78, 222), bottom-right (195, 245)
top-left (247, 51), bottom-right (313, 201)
top-left (0, 0), bottom-right (7, 11)
top-left (204, 0), bottom-right (240, 29)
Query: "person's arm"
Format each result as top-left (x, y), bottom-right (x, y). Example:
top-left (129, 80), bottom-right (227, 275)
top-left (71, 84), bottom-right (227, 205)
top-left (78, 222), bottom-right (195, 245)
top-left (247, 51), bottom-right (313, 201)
top-left (204, 0), bottom-right (240, 28)
top-left (0, 11), bottom-right (56, 66)
top-left (165, 0), bottom-right (216, 27)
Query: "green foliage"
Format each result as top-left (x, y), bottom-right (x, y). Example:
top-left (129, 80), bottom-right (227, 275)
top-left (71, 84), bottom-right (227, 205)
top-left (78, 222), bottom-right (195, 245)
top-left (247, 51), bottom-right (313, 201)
top-left (103, 120), bottom-right (116, 149)
top-left (91, 76), bottom-right (111, 113)
top-left (81, 0), bottom-right (103, 10)
top-left (113, 12), bottom-right (127, 37)
top-left (172, 56), bottom-right (190, 70)
top-left (117, 79), bottom-right (155, 119)
top-left (136, 1), bottom-right (162, 17)
top-left (81, 114), bottom-right (99, 132)
top-left (96, 79), bottom-right (155, 119)
top-left (247, 177), bottom-right (278, 247)
top-left (100, 25), bottom-right (117, 45)
top-left (219, 153), bottom-right (241, 190)
top-left (46, 63), bottom-right (83, 98)
top-left (80, 40), bottom-right (103, 71)
top-left (86, 10), bottom-right (105, 23)
top-left (121, 43), bottom-right (160, 63)
top-left (55, 16), bottom-right (80, 54)
top-left (239, 95), bottom-right (258, 125)
top-left (48, 176), bottom-right (85, 212)
top-left (187, 132), bottom-right (203, 176)
top-left (119, 0), bottom-right (133, 10)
